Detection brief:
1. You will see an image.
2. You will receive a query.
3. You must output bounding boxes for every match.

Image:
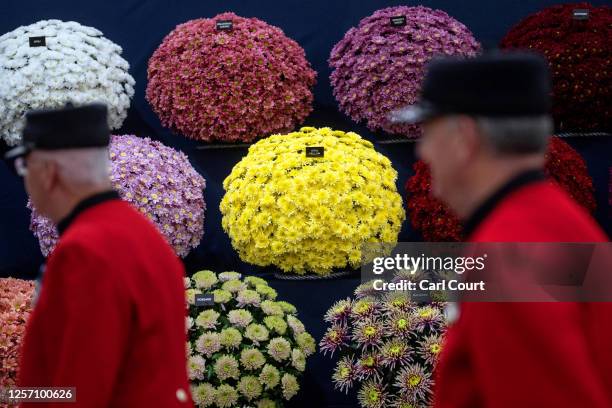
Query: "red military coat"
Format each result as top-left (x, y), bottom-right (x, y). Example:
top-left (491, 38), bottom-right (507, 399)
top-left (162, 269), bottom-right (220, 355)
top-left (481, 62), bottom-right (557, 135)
top-left (434, 172), bottom-right (612, 408)
top-left (19, 192), bottom-right (193, 407)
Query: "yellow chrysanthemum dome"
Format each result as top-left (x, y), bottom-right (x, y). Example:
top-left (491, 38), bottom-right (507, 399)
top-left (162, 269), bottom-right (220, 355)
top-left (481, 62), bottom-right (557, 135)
top-left (220, 127), bottom-right (405, 275)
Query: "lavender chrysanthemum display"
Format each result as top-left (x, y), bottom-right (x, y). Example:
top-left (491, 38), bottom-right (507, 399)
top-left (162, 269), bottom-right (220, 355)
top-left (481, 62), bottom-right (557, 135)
top-left (329, 6), bottom-right (480, 138)
top-left (29, 135), bottom-right (206, 257)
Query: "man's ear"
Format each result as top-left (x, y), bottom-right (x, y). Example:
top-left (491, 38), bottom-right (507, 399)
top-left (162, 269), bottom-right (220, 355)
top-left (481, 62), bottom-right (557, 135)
top-left (40, 159), bottom-right (59, 193)
top-left (453, 115), bottom-right (482, 164)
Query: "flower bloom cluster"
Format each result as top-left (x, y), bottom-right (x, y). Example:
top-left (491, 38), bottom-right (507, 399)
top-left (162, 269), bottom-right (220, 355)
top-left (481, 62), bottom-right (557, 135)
top-left (30, 135), bottom-right (206, 257)
top-left (186, 271), bottom-right (315, 407)
top-left (320, 282), bottom-right (447, 408)
top-left (500, 3), bottom-right (612, 131)
top-left (405, 137), bottom-right (596, 241)
top-left (0, 278), bottom-right (35, 388)
top-left (0, 19), bottom-right (135, 145)
top-left (146, 12), bottom-right (316, 143)
top-left (329, 6), bottom-right (480, 138)
top-left (220, 127), bottom-right (406, 275)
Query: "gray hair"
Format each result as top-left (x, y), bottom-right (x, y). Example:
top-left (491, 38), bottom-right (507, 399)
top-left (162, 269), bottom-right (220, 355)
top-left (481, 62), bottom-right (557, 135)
top-left (36, 148), bottom-right (110, 188)
top-left (475, 115), bottom-right (553, 154)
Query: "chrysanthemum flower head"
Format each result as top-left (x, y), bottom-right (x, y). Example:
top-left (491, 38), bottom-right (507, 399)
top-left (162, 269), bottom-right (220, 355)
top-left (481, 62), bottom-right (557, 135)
top-left (355, 281), bottom-right (381, 299)
top-left (245, 276), bottom-right (268, 288)
top-left (319, 324), bottom-right (350, 356)
top-left (212, 289), bottom-right (232, 304)
top-left (380, 338), bottom-right (412, 370)
top-left (276, 301), bottom-right (297, 314)
top-left (191, 383), bottom-right (215, 407)
top-left (185, 289), bottom-right (201, 306)
top-left (412, 306), bottom-right (444, 332)
top-left (236, 289), bottom-right (262, 307)
top-left (386, 312), bottom-right (414, 338)
top-left (500, 3), bottom-right (612, 131)
top-left (352, 318), bottom-right (385, 350)
top-left (240, 348), bottom-right (266, 371)
top-left (222, 279), bottom-right (247, 294)
top-left (195, 309), bottom-right (220, 330)
top-left (259, 364), bottom-right (281, 390)
top-left (267, 337), bottom-right (292, 362)
top-left (261, 300), bottom-right (284, 316)
top-left (357, 379), bottom-right (388, 408)
top-left (263, 316), bottom-right (288, 335)
top-left (383, 292), bottom-right (412, 313)
top-left (215, 384), bottom-right (239, 408)
top-left (394, 364), bottom-right (433, 403)
top-left (255, 284), bottom-right (278, 300)
top-left (218, 271), bottom-right (242, 282)
top-left (214, 354), bottom-right (240, 381)
top-left (292, 348), bottom-right (306, 372)
top-left (356, 351), bottom-right (383, 381)
top-left (281, 373), bottom-right (300, 400)
top-left (245, 323), bottom-right (270, 344)
top-left (295, 332), bottom-right (316, 356)
top-left (332, 355), bottom-right (357, 393)
top-left (324, 298), bottom-right (353, 325)
top-left (228, 309), bottom-right (253, 328)
top-left (418, 334), bottom-right (444, 366)
top-left (192, 270), bottom-right (218, 290)
top-left (351, 298), bottom-right (381, 319)
top-left (196, 332), bottom-right (222, 357)
top-left (286, 315), bottom-right (306, 335)
top-left (255, 398), bottom-right (276, 408)
top-left (188, 355), bottom-right (206, 380)
top-left (237, 375), bottom-right (263, 401)
top-left (220, 327), bottom-right (243, 350)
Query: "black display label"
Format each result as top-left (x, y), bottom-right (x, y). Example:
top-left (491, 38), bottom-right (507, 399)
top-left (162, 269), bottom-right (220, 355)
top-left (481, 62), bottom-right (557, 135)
top-left (306, 146), bottom-right (324, 158)
top-left (572, 9), bottom-right (589, 20)
top-left (216, 20), bottom-right (233, 31)
top-left (29, 36), bottom-right (46, 47)
top-left (195, 294), bottom-right (214, 306)
top-left (390, 16), bottom-right (407, 26)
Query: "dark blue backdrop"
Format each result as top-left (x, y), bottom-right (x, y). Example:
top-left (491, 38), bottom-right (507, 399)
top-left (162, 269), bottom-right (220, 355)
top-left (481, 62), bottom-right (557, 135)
top-left (1, 1), bottom-right (611, 406)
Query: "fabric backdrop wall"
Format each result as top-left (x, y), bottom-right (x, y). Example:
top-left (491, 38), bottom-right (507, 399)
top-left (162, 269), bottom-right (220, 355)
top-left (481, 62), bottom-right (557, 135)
top-left (1, 1), bottom-right (611, 406)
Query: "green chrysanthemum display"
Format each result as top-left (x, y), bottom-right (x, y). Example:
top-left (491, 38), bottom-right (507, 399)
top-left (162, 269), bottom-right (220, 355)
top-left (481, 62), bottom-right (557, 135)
top-left (320, 282), bottom-right (448, 407)
top-left (187, 271), bottom-right (314, 407)
top-left (220, 127), bottom-right (406, 275)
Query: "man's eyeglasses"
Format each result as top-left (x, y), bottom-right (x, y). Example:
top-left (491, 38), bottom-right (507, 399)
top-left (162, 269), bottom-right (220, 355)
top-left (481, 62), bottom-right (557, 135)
top-left (14, 157), bottom-right (28, 177)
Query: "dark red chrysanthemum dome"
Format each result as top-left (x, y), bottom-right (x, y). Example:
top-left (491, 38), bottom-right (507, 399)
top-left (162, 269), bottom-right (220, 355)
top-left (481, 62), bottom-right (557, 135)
top-left (500, 3), bottom-right (612, 132)
top-left (406, 137), bottom-right (596, 241)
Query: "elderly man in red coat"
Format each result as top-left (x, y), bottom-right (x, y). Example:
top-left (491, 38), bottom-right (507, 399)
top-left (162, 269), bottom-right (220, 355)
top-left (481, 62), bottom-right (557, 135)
top-left (391, 53), bottom-right (611, 407)
top-left (5, 104), bottom-right (193, 407)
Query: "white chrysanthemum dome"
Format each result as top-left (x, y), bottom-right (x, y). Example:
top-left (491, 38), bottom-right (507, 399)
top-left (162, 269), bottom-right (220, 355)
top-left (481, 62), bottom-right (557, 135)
top-left (0, 20), bottom-right (135, 145)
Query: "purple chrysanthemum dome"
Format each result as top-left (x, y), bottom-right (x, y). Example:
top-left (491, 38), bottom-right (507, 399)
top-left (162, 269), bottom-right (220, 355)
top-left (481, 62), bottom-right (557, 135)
top-left (329, 6), bottom-right (480, 138)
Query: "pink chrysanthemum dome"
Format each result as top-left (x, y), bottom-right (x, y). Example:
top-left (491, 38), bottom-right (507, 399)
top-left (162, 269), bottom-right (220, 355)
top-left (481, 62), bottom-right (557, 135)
top-left (146, 12), bottom-right (317, 143)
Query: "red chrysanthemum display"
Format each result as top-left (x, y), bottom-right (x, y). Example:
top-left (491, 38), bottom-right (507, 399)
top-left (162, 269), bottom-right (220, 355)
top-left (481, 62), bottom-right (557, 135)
top-left (500, 3), bottom-right (612, 132)
top-left (146, 12), bottom-right (316, 143)
top-left (0, 278), bottom-right (35, 389)
top-left (406, 137), bottom-right (596, 241)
